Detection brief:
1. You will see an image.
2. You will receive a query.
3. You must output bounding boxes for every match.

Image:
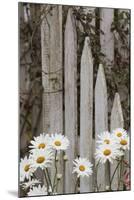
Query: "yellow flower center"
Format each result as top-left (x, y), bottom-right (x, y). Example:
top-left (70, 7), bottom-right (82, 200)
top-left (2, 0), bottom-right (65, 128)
top-left (120, 139), bottom-right (127, 146)
top-left (54, 140), bottom-right (61, 146)
top-left (38, 143), bottom-right (46, 149)
top-left (24, 164), bottom-right (30, 172)
top-left (116, 132), bottom-right (122, 137)
top-left (36, 156), bottom-right (45, 164)
top-left (104, 139), bottom-right (110, 144)
top-left (79, 165), bottom-right (85, 171)
top-left (103, 149), bottom-right (111, 156)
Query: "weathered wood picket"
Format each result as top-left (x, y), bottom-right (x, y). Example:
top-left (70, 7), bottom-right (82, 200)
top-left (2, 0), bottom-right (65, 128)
top-left (41, 5), bottom-right (63, 193)
top-left (80, 37), bottom-right (93, 193)
top-left (110, 93), bottom-right (124, 190)
top-left (95, 64), bottom-right (108, 191)
top-left (20, 3), bottom-right (129, 194)
top-left (64, 8), bottom-right (78, 193)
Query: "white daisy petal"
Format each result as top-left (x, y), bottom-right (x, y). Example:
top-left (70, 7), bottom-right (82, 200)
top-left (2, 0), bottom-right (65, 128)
top-left (27, 185), bottom-right (47, 196)
top-left (97, 131), bottom-right (118, 146)
top-left (50, 133), bottom-right (70, 151)
top-left (111, 128), bottom-right (129, 153)
top-left (95, 143), bottom-right (122, 164)
top-left (112, 128), bottom-right (127, 139)
top-left (118, 135), bottom-right (129, 151)
top-left (29, 133), bottom-right (52, 152)
top-left (72, 157), bottom-right (93, 178)
top-left (20, 156), bottom-right (34, 182)
top-left (30, 148), bottom-right (54, 170)
top-left (21, 179), bottom-right (41, 190)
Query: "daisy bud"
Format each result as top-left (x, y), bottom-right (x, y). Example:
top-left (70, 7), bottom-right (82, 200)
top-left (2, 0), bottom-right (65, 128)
top-left (57, 173), bottom-right (62, 180)
top-left (63, 155), bottom-right (68, 161)
top-left (105, 185), bottom-right (110, 191)
top-left (56, 156), bottom-right (59, 161)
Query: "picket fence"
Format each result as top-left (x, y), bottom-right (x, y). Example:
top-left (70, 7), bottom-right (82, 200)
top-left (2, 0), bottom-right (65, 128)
top-left (41, 6), bottom-right (128, 194)
top-left (19, 4), bottom-right (129, 194)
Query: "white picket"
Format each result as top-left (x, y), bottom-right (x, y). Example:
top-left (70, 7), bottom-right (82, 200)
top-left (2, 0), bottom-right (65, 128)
top-left (80, 37), bottom-right (93, 192)
top-left (64, 8), bottom-right (78, 194)
top-left (41, 5), bottom-right (63, 193)
top-left (41, 5), bottom-right (63, 139)
top-left (110, 93), bottom-right (124, 190)
top-left (95, 64), bottom-right (108, 191)
top-left (41, 5), bottom-right (50, 133)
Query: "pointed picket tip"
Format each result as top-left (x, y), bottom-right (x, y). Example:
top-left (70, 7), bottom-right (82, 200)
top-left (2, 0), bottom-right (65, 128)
top-left (65, 8), bottom-right (76, 35)
top-left (83, 37), bottom-right (90, 53)
top-left (95, 64), bottom-right (107, 93)
top-left (95, 63), bottom-right (108, 136)
top-left (64, 8), bottom-right (77, 67)
top-left (66, 8), bottom-right (72, 25)
top-left (83, 37), bottom-right (90, 50)
top-left (110, 92), bottom-right (124, 130)
top-left (81, 37), bottom-right (93, 66)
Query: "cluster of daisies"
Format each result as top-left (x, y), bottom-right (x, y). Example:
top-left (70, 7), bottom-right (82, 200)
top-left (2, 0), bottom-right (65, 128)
top-left (95, 128), bottom-right (129, 164)
top-left (20, 133), bottom-right (70, 196)
top-left (20, 128), bottom-right (129, 196)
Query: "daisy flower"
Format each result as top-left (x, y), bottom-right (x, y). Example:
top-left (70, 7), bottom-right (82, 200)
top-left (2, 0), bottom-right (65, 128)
top-left (20, 156), bottom-right (34, 182)
top-left (29, 133), bottom-right (51, 152)
top-left (72, 157), bottom-right (93, 178)
top-left (97, 131), bottom-right (117, 146)
top-left (21, 179), bottom-right (41, 190)
top-left (30, 148), bottom-right (54, 170)
top-left (95, 144), bottom-right (122, 164)
top-left (27, 184), bottom-right (48, 196)
top-left (50, 133), bottom-right (69, 151)
top-left (112, 128), bottom-right (127, 139)
top-left (118, 135), bottom-right (129, 151)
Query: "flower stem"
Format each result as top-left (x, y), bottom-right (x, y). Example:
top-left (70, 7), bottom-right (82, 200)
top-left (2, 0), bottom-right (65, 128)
top-left (45, 168), bottom-right (53, 192)
top-left (56, 179), bottom-right (60, 192)
top-left (94, 161), bottom-right (100, 192)
top-left (52, 150), bottom-right (58, 192)
top-left (44, 169), bottom-right (50, 195)
top-left (110, 159), bottom-right (122, 189)
top-left (74, 177), bottom-right (79, 193)
top-left (105, 160), bottom-right (111, 190)
top-left (118, 155), bottom-right (124, 190)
